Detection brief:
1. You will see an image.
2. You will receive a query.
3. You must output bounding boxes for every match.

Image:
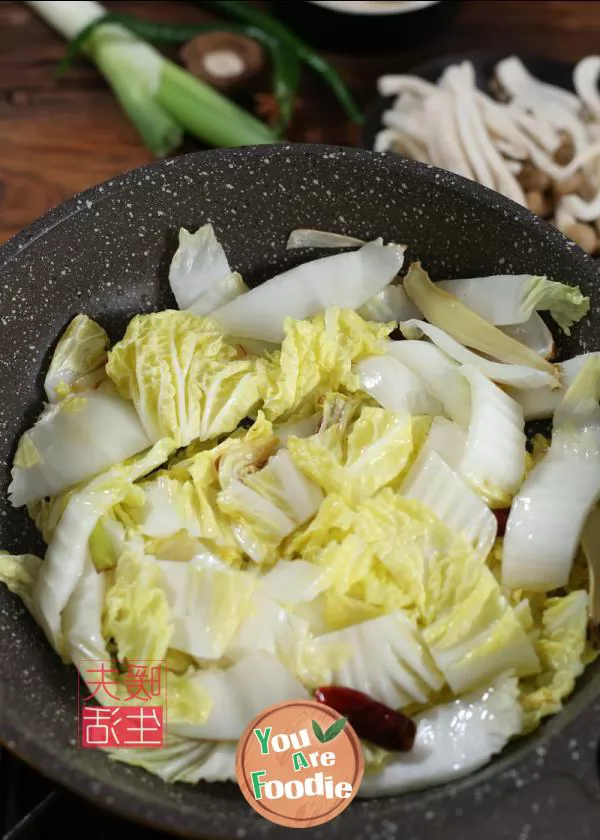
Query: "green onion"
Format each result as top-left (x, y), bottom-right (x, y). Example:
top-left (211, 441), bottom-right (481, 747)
top-left (27, 0), bottom-right (277, 155)
top-left (206, 0), bottom-right (363, 125)
top-left (55, 10), bottom-right (300, 138)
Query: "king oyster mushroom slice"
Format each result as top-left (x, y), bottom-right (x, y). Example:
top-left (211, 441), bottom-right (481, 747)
top-left (574, 56), bottom-right (600, 120)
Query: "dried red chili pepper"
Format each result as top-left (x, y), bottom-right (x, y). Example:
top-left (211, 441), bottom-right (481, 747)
top-left (493, 507), bottom-right (510, 537)
top-left (315, 685), bottom-right (416, 752)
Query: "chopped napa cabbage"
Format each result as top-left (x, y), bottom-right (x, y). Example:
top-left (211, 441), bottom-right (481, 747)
top-left (217, 449), bottom-right (323, 563)
top-left (277, 614), bottom-right (351, 689)
top-left (400, 319), bottom-right (558, 389)
top-left (63, 558), bottom-right (112, 698)
top-left (417, 416), bottom-right (466, 472)
top-left (356, 356), bottom-right (442, 417)
top-left (403, 263), bottom-right (558, 377)
top-left (437, 273), bottom-right (589, 333)
top-left (63, 557), bottom-right (211, 723)
top-left (163, 670), bottom-right (214, 728)
top-left (386, 340), bottom-right (471, 427)
top-left (459, 366), bottom-right (526, 506)
top-left (519, 591), bottom-right (591, 731)
top-left (88, 518), bottom-right (120, 572)
top-left (108, 737), bottom-right (217, 783)
top-left (156, 555), bottom-right (257, 659)
top-left (9, 391), bottom-right (152, 507)
top-left (260, 559), bottom-right (329, 605)
top-left (358, 284), bottom-right (420, 323)
top-left (31, 439), bottom-right (174, 655)
top-left (230, 336), bottom-right (280, 358)
top-left (168, 223), bottom-right (232, 310)
top-left (501, 314), bottom-right (555, 359)
top-left (319, 612), bottom-right (444, 709)
top-left (228, 604), bottom-right (350, 690)
top-left (135, 475), bottom-right (202, 539)
top-left (188, 742), bottom-right (237, 782)
top-left (44, 314), bottom-right (109, 402)
top-left (323, 591), bottom-right (384, 632)
top-left (167, 223), bottom-right (248, 316)
top-left (400, 448), bottom-right (497, 563)
top-left (112, 739), bottom-right (237, 784)
top-left (263, 307), bottom-right (392, 422)
top-left (211, 239), bottom-right (404, 343)
top-left (106, 310), bottom-right (263, 446)
top-left (286, 228), bottom-right (365, 249)
top-left (224, 572), bottom-right (339, 682)
top-left (165, 649), bottom-right (198, 674)
top-left (359, 675), bottom-right (522, 797)
top-left (104, 547), bottom-right (174, 664)
top-left (226, 591), bottom-right (289, 659)
top-left (503, 358), bottom-right (600, 591)
top-left (275, 413), bottom-right (321, 448)
top-left (0, 551), bottom-right (43, 614)
top-left (214, 412), bottom-right (278, 490)
top-left (509, 352), bottom-right (600, 421)
top-left (169, 651), bottom-right (308, 740)
top-left (288, 404), bottom-right (413, 504)
top-left (423, 540), bottom-right (540, 693)
top-left (580, 507), bottom-right (600, 630)
top-left (188, 272), bottom-right (248, 318)
top-left (132, 417), bottom-right (277, 548)
top-left (163, 423), bottom-right (280, 565)
top-left (287, 489), bottom-right (460, 621)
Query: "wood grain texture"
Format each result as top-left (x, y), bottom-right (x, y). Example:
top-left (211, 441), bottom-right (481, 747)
top-left (1, 0), bottom-right (600, 244)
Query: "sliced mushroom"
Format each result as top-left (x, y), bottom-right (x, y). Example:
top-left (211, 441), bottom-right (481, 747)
top-left (518, 161), bottom-right (552, 192)
top-left (526, 189), bottom-right (552, 216)
top-left (561, 190), bottom-right (600, 223)
top-left (574, 56), bottom-right (600, 120)
top-left (496, 56), bottom-right (581, 115)
top-left (377, 74), bottom-right (437, 98)
top-left (180, 32), bottom-right (265, 92)
top-left (555, 204), bottom-right (598, 252)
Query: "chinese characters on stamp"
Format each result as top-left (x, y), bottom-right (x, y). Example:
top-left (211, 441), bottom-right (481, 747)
top-left (78, 660), bottom-right (167, 749)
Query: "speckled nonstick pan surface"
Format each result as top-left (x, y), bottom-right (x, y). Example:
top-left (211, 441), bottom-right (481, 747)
top-left (0, 145), bottom-right (599, 839)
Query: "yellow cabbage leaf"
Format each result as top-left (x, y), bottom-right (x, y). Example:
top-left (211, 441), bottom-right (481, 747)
top-left (106, 310), bottom-right (264, 446)
top-left (104, 547), bottom-right (174, 664)
top-left (519, 590), bottom-right (594, 731)
top-left (288, 404), bottom-right (413, 504)
top-left (263, 307), bottom-right (393, 422)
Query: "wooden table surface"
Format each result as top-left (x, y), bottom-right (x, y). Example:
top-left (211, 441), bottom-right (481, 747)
top-left (1, 0), bottom-right (600, 244)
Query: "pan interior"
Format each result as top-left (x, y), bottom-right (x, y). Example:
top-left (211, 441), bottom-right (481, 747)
top-left (0, 144), bottom-right (598, 839)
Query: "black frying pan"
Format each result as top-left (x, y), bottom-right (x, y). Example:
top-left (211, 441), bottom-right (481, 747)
top-left (0, 145), bottom-right (599, 839)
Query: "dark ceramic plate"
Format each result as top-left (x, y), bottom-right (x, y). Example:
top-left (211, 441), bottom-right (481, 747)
top-left (361, 51), bottom-right (575, 150)
top-left (265, 0), bottom-right (461, 54)
top-left (0, 145), bottom-right (599, 839)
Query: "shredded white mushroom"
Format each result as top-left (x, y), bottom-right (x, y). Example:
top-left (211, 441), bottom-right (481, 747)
top-left (575, 57), bottom-right (600, 119)
top-left (375, 54), bottom-right (600, 244)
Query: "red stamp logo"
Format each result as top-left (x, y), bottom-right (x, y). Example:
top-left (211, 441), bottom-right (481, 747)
top-left (78, 660), bottom-right (167, 749)
top-left (81, 706), bottom-right (164, 748)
